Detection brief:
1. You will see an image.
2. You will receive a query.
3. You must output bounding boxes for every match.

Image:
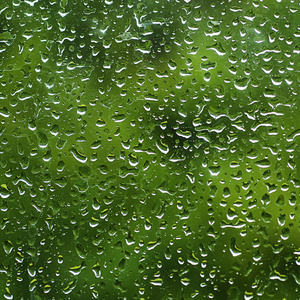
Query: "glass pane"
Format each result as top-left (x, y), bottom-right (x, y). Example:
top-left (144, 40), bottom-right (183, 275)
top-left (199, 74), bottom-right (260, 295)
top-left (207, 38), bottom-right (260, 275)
top-left (0, 0), bottom-right (299, 299)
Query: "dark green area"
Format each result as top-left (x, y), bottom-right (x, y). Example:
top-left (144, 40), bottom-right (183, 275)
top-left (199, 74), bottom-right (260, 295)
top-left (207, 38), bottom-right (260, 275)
top-left (0, 0), bottom-right (299, 299)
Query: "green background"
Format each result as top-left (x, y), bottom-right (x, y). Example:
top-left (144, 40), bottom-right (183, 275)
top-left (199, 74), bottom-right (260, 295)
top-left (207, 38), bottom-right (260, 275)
top-left (0, 0), bottom-right (299, 299)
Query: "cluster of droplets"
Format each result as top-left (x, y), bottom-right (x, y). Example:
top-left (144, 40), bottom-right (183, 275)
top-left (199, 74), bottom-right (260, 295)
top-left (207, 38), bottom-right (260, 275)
top-left (0, 0), bottom-right (299, 299)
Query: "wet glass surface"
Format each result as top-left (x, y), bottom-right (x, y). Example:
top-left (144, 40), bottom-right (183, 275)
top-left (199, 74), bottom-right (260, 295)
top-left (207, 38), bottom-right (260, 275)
top-left (0, 0), bottom-right (299, 299)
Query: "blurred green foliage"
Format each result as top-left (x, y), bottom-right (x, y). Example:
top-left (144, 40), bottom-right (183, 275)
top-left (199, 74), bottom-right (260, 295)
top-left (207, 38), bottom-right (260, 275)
top-left (0, 0), bottom-right (299, 299)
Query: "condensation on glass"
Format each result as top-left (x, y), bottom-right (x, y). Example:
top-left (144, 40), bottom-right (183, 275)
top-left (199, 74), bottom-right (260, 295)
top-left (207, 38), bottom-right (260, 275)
top-left (0, 0), bottom-right (299, 299)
